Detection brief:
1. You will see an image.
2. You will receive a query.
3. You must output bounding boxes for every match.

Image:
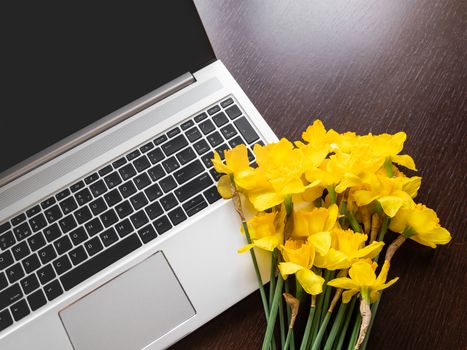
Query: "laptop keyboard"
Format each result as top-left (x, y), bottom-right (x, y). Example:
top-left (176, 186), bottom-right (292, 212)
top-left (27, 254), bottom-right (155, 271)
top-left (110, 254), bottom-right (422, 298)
top-left (0, 96), bottom-right (264, 333)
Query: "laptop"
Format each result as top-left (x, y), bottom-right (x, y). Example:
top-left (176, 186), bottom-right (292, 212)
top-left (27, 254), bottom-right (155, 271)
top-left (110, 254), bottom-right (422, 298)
top-left (0, 2), bottom-right (276, 349)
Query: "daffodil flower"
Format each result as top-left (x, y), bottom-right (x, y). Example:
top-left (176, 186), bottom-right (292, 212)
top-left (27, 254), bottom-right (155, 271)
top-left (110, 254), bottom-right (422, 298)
top-left (278, 239), bottom-right (325, 295)
top-left (389, 203), bottom-right (451, 248)
top-left (328, 260), bottom-right (398, 304)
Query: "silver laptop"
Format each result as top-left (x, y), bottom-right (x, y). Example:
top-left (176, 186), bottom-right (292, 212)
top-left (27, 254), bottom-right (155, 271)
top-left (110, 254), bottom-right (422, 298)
top-left (0, 2), bottom-right (276, 349)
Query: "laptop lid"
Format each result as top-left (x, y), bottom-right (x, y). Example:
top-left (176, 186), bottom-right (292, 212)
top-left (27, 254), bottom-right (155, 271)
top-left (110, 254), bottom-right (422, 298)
top-left (0, 1), bottom-right (215, 181)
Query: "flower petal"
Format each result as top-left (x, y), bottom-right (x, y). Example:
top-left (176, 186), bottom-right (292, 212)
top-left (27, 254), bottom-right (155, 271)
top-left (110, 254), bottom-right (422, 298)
top-left (296, 269), bottom-right (325, 295)
top-left (307, 231), bottom-right (331, 256)
top-left (327, 277), bottom-right (358, 290)
top-left (348, 261), bottom-right (377, 286)
top-left (314, 248), bottom-right (351, 270)
top-left (278, 262), bottom-right (304, 279)
top-left (237, 243), bottom-right (255, 254)
top-left (352, 241), bottom-right (385, 260)
top-left (392, 154), bottom-right (417, 171)
top-left (249, 191), bottom-right (284, 211)
top-left (342, 289), bottom-right (359, 303)
top-left (217, 175), bottom-right (233, 199)
top-left (378, 196), bottom-right (404, 217)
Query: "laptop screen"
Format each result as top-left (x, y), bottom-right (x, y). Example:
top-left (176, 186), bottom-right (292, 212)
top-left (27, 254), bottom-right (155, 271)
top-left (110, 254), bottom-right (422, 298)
top-left (0, 1), bottom-right (215, 175)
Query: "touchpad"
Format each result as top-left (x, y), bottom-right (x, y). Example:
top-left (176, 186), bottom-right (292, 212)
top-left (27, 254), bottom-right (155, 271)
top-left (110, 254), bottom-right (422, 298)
top-left (59, 252), bottom-right (195, 350)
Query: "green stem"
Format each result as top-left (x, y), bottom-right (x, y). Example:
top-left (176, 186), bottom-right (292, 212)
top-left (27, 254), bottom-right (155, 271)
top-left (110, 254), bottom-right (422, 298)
top-left (339, 199), bottom-right (348, 229)
top-left (347, 311), bottom-right (362, 350)
top-left (270, 250), bottom-right (277, 308)
top-left (279, 290), bottom-right (286, 349)
top-left (373, 216), bottom-right (389, 264)
top-left (346, 210), bottom-right (361, 233)
top-left (309, 289), bottom-right (326, 346)
top-left (335, 297), bottom-right (357, 350)
top-left (284, 328), bottom-right (294, 350)
top-left (299, 301), bottom-right (316, 350)
top-left (384, 158), bottom-right (394, 177)
top-left (262, 276), bottom-right (285, 350)
top-left (327, 186), bottom-right (337, 205)
top-left (311, 311), bottom-right (332, 350)
top-left (242, 222), bottom-right (270, 320)
top-left (360, 294), bottom-right (382, 350)
top-left (320, 270), bottom-right (335, 325)
top-left (323, 301), bottom-right (349, 350)
top-left (285, 279), bottom-right (296, 350)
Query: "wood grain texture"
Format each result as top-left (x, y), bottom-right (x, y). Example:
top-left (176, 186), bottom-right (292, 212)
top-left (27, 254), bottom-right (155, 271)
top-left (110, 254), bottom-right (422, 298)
top-left (172, 1), bottom-right (467, 349)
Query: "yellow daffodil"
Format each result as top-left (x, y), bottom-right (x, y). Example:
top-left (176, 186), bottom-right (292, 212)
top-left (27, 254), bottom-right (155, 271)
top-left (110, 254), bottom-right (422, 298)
top-left (314, 228), bottom-right (384, 270)
top-left (278, 239), bottom-right (325, 295)
top-left (328, 260), bottom-right (398, 303)
top-left (292, 204), bottom-right (338, 255)
top-left (389, 203), bottom-right (451, 248)
top-left (352, 174), bottom-right (421, 217)
top-left (238, 208), bottom-right (286, 253)
top-left (301, 119), bottom-right (358, 154)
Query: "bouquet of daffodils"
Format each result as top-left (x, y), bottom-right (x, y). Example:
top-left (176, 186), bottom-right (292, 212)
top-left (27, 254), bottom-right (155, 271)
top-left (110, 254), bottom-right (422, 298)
top-left (211, 120), bottom-right (451, 350)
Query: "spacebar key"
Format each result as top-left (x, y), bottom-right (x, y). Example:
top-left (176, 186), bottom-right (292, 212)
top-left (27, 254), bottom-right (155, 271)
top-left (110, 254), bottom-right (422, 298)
top-left (60, 234), bottom-right (142, 291)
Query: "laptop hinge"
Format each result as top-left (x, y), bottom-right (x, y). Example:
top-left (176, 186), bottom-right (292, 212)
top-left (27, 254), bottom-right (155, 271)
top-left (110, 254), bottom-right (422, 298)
top-left (0, 72), bottom-right (196, 187)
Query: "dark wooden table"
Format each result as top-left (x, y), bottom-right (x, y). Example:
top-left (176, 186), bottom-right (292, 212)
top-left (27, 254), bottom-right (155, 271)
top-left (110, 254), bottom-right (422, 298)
top-left (172, 1), bottom-right (467, 349)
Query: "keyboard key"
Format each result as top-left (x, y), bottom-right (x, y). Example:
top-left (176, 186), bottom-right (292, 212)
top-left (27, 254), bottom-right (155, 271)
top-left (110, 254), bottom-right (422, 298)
top-left (140, 142), bottom-right (154, 153)
top-left (104, 172), bottom-right (122, 189)
top-left (167, 127), bottom-right (181, 138)
top-left (112, 157), bottom-right (127, 169)
top-left (160, 176), bottom-right (177, 193)
top-left (55, 188), bottom-right (71, 201)
top-left (201, 151), bottom-right (215, 168)
top-left (0, 222), bottom-right (12, 234)
top-left (115, 201), bottom-right (134, 219)
top-left (0, 309), bottom-right (13, 332)
top-left (27, 233), bottom-right (46, 251)
top-left (153, 216), bottom-right (172, 235)
top-left (162, 156), bottom-right (180, 173)
top-left (215, 144), bottom-right (231, 160)
top-left (194, 112), bottom-right (207, 122)
top-left (44, 205), bottom-right (63, 224)
top-left (29, 213), bottom-right (47, 232)
top-left (0, 272), bottom-right (7, 290)
top-left (22, 254), bottom-right (40, 274)
top-left (133, 155), bottom-right (151, 172)
top-left (40, 197), bottom-right (56, 210)
top-left (176, 147), bottom-right (196, 165)
top-left (89, 197), bottom-right (108, 216)
top-left (53, 236), bottom-right (73, 255)
top-left (38, 245), bottom-right (57, 265)
top-left (126, 150), bottom-right (141, 161)
top-left (70, 227), bottom-right (88, 246)
top-left (12, 214), bottom-right (26, 226)
top-left (12, 241), bottom-right (30, 261)
top-left (225, 104), bottom-right (242, 119)
top-left (210, 168), bottom-right (222, 181)
top-left (13, 222), bottom-right (32, 241)
top-left (10, 299), bottom-right (30, 321)
top-left (100, 209), bottom-right (118, 228)
top-left (207, 105), bottom-right (221, 115)
top-left (193, 139), bottom-right (210, 155)
top-left (60, 196), bottom-right (78, 215)
top-left (69, 246), bottom-right (87, 266)
top-left (220, 97), bottom-right (234, 108)
top-left (75, 188), bottom-right (93, 206)
top-left (26, 205), bottom-right (41, 218)
top-left (58, 215), bottom-right (77, 234)
top-left (130, 211), bottom-right (149, 229)
top-left (138, 225), bottom-right (158, 244)
top-left (185, 127), bottom-right (202, 142)
top-left (145, 184), bottom-right (163, 201)
top-left (84, 237), bottom-right (103, 257)
top-left (174, 173), bottom-right (213, 203)
top-left (98, 165), bottom-right (113, 177)
top-left (207, 131), bottom-right (224, 147)
top-left (183, 195), bottom-right (208, 217)
top-left (43, 223), bottom-right (62, 242)
top-left (74, 206), bottom-right (92, 225)
top-left (0, 250), bottom-right (14, 270)
top-left (60, 234), bottom-right (142, 291)
top-left (115, 219), bottom-right (134, 238)
top-left (212, 112), bottom-right (229, 127)
top-left (161, 134), bottom-right (188, 156)
top-left (6, 263), bottom-right (24, 283)
top-left (37, 264), bottom-right (55, 285)
top-left (228, 135), bottom-right (245, 148)
top-left (20, 274), bottom-right (40, 294)
top-left (0, 284), bottom-right (23, 311)
top-left (27, 289), bottom-right (47, 311)
top-left (84, 218), bottom-right (104, 237)
top-left (134, 173), bottom-right (151, 190)
top-left (147, 148), bottom-right (165, 165)
top-left (234, 117), bottom-right (259, 144)
top-left (53, 255), bottom-right (72, 275)
top-left (100, 228), bottom-right (118, 247)
top-left (44, 280), bottom-right (63, 301)
top-left (104, 189), bottom-right (122, 207)
top-left (153, 135), bottom-right (168, 145)
top-left (173, 160), bottom-right (204, 185)
top-left (119, 181), bottom-right (137, 198)
top-left (145, 202), bottom-right (164, 220)
top-left (168, 208), bottom-right (187, 226)
top-left (199, 120), bottom-right (215, 135)
top-left (119, 163), bottom-right (137, 181)
top-left (180, 120), bottom-right (194, 130)
top-left (160, 194), bottom-right (178, 211)
top-left (84, 172), bottom-right (99, 185)
top-left (0, 231), bottom-right (15, 250)
top-left (70, 181), bottom-right (85, 193)
top-left (90, 180), bottom-right (108, 197)
top-left (148, 165), bottom-right (165, 182)
top-left (130, 193), bottom-right (148, 211)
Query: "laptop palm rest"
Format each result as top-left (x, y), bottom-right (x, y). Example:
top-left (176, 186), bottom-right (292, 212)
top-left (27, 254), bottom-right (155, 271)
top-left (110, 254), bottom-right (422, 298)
top-left (59, 252), bottom-right (195, 350)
